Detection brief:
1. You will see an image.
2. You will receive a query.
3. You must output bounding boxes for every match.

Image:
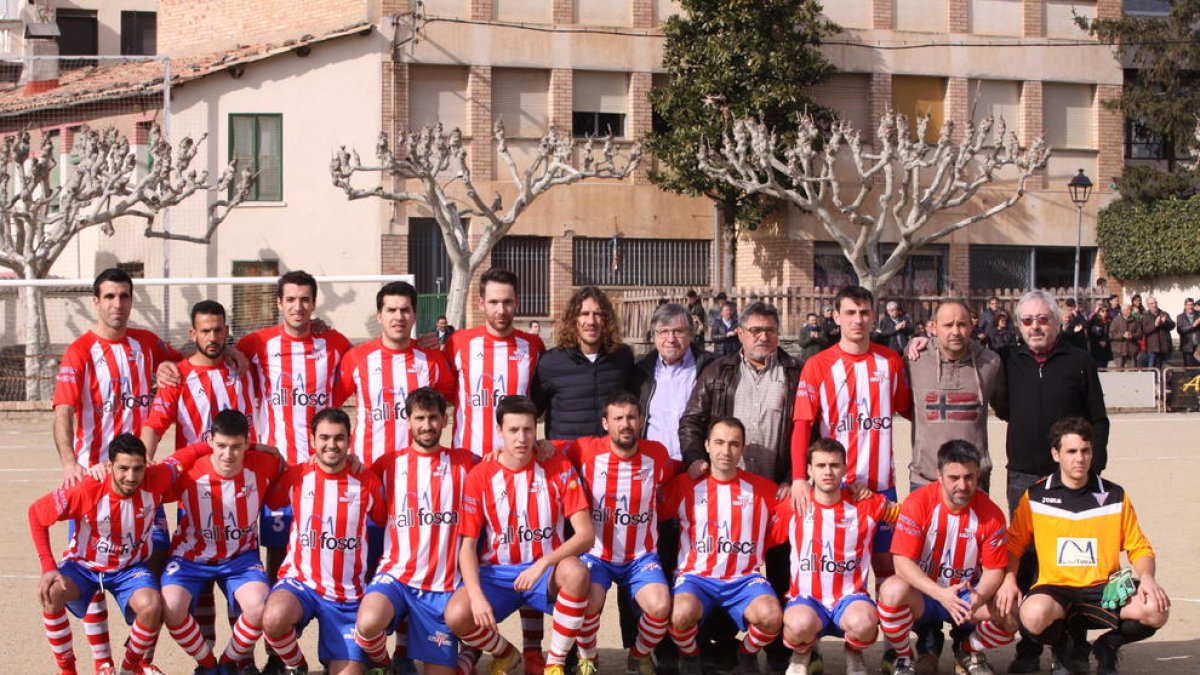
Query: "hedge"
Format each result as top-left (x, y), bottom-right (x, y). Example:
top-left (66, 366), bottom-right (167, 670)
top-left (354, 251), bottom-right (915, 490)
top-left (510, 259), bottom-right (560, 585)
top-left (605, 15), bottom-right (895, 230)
top-left (1096, 197), bottom-right (1200, 281)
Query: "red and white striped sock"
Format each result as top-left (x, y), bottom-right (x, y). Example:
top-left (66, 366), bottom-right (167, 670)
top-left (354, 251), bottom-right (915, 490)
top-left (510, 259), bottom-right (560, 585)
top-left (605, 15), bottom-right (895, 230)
top-left (631, 613), bottom-right (670, 659)
top-left (546, 591), bottom-right (588, 666)
top-left (83, 592), bottom-right (112, 670)
top-left (120, 619), bottom-right (159, 672)
top-left (459, 625), bottom-right (512, 656)
top-left (877, 602), bottom-right (915, 659)
top-left (353, 627), bottom-right (390, 666)
top-left (783, 637), bottom-right (816, 654)
top-left (575, 612), bottom-right (603, 660)
top-left (43, 609), bottom-right (76, 669)
top-left (520, 607), bottom-right (544, 652)
top-left (964, 621), bottom-right (1015, 653)
top-left (168, 616), bottom-right (216, 667)
top-left (846, 633), bottom-right (876, 651)
top-left (457, 645), bottom-right (481, 674)
top-left (221, 614), bottom-right (263, 665)
top-left (264, 629), bottom-right (305, 668)
top-left (670, 625), bottom-right (700, 657)
top-left (195, 585), bottom-right (218, 645)
top-left (740, 624), bottom-right (779, 655)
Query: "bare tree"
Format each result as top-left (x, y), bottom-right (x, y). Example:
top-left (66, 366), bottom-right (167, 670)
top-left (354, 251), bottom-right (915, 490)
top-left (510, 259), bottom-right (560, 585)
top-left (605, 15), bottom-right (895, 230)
top-left (698, 111), bottom-right (1050, 293)
top-left (331, 122), bottom-right (642, 326)
top-left (0, 125), bottom-right (252, 399)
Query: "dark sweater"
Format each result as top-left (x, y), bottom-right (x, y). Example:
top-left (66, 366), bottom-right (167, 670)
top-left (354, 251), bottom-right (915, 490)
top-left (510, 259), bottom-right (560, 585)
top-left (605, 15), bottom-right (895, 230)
top-left (534, 344), bottom-right (635, 440)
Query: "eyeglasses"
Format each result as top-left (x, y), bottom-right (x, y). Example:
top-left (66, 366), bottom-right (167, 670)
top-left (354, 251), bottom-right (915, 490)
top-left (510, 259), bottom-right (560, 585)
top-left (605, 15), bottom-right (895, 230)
top-left (741, 325), bottom-right (779, 337)
top-left (1018, 315), bottom-right (1052, 327)
top-left (653, 328), bottom-right (689, 339)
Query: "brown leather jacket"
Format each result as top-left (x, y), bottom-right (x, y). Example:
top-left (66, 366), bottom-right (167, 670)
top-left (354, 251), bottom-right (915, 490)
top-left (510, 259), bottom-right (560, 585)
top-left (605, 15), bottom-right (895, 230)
top-left (1109, 313), bottom-right (1143, 357)
top-left (678, 348), bottom-right (802, 483)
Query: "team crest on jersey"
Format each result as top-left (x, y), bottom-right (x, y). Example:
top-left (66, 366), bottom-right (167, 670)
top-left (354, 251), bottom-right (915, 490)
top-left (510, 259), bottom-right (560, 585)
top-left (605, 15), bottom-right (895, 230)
top-left (236, 484), bottom-right (257, 500)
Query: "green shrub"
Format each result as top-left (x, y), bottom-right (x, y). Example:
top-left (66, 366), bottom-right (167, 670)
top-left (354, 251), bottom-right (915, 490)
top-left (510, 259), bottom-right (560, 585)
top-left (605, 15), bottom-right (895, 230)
top-left (1097, 197), bottom-right (1200, 280)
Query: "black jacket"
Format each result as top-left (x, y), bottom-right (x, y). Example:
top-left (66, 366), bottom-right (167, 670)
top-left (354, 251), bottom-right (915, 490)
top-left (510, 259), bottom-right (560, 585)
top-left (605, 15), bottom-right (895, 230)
top-left (630, 347), bottom-right (717, 435)
top-left (534, 344), bottom-right (635, 440)
top-left (998, 340), bottom-right (1109, 477)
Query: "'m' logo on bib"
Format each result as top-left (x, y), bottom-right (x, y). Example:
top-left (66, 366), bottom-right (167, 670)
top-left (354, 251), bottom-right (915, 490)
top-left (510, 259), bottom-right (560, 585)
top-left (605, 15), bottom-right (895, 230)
top-left (1056, 537), bottom-right (1097, 566)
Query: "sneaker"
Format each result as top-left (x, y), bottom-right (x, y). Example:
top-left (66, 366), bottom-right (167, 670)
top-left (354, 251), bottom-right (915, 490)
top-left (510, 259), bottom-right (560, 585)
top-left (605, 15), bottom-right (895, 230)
top-left (393, 654), bottom-right (418, 675)
top-left (678, 655), bottom-right (704, 675)
top-left (282, 666), bottom-right (308, 675)
top-left (96, 664), bottom-right (117, 675)
top-left (574, 657), bottom-right (598, 675)
top-left (784, 650), bottom-right (810, 675)
top-left (894, 656), bottom-right (917, 675)
top-left (1006, 654), bottom-right (1041, 674)
top-left (627, 652), bottom-right (656, 675)
top-left (490, 648), bottom-right (524, 675)
top-left (1051, 634), bottom-right (1090, 674)
top-left (1092, 637), bottom-right (1120, 675)
top-left (737, 651), bottom-right (760, 674)
top-left (844, 647), bottom-right (869, 675)
top-left (260, 654), bottom-right (285, 675)
top-left (953, 651), bottom-right (994, 675)
top-left (522, 649), bottom-right (545, 675)
top-left (914, 651), bottom-right (939, 675)
top-left (544, 667), bottom-right (566, 675)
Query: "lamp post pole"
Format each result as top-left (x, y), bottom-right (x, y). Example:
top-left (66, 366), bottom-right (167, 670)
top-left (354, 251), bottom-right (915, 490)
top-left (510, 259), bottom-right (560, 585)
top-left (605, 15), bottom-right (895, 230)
top-left (1067, 169), bottom-right (1093, 306)
top-left (1073, 202), bottom-right (1083, 305)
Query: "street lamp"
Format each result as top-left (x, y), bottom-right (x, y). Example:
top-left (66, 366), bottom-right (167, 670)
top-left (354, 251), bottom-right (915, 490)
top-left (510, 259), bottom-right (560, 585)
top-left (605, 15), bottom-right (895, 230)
top-left (1068, 169), bottom-right (1093, 304)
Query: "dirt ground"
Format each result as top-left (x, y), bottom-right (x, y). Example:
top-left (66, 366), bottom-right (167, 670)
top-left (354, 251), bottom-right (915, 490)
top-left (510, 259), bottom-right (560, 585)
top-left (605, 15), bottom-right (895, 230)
top-left (1, 412), bottom-right (1197, 674)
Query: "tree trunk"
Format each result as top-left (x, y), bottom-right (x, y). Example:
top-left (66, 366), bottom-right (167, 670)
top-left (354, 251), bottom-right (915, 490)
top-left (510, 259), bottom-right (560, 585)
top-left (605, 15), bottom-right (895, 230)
top-left (443, 256), bottom-right (472, 329)
top-left (721, 199), bottom-right (736, 289)
top-left (20, 281), bottom-right (53, 401)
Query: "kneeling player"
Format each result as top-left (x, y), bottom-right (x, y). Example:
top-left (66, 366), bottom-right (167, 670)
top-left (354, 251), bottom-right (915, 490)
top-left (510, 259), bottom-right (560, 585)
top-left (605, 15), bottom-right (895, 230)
top-left (998, 417), bottom-right (1169, 675)
top-left (662, 417), bottom-right (784, 675)
top-left (444, 395), bottom-right (594, 675)
top-left (261, 408), bottom-right (386, 675)
top-left (563, 392), bottom-right (675, 675)
top-left (353, 388), bottom-right (475, 675)
top-left (775, 438), bottom-right (900, 675)
top-left (877, 441), bottom-right (1014, 675)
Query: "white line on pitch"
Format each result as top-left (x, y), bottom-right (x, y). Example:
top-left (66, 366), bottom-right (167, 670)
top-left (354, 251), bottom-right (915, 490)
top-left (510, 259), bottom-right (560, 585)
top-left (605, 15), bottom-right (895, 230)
top-left (1174, 597), bottom-right (1200, 603)
top-left (0, 468), bottom-right (58, 472)
top-left (0, 574), bottom-right (40, 579)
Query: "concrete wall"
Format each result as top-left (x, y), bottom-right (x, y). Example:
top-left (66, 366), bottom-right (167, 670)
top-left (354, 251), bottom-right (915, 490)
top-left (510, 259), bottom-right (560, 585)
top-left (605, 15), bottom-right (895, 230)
top-left (157, 0), bottom-right (374, 58)
top-left (1122, 276), bottom-right (1200, 316)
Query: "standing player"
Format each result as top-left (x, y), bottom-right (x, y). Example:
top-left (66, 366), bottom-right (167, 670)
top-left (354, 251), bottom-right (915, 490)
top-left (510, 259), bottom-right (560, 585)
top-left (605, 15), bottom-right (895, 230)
top-left (30, 434), bottom-right (202, 675)
top-left (443, 267), bottom-right (547, 670)
top-left (662, 418), bottom-right (784, 675)
top-left (261, 408), bottom-right (386, 675)
top-left (562, 392), bottom-right (675, 675)
top-left (444, 395), bottom-right (594, 675)
top-left (877, 441), bottom-right (1015, 675)
top-left (790, 285), bottom-right (912, 580)
top-left (353, 387), bottom-right (475, 675)
top-left (160, 409), bottom-right (285, 675)
top-left (53, 268), bottom-right (184, 673)
top-left (774, 438), bottom-right (900, 675)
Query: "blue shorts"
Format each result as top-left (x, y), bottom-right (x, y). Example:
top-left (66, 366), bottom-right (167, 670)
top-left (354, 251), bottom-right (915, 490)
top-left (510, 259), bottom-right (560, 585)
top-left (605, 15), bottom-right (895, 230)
top-left (873, 487), bottom-right (897, 554)
top-left (786, 593), bottom-right (875, 638)
top-left (672, 573), bottom-right (775, 631)
top-left (583, 552), bottom-right (668, 600)
top-left (261, 504), bottom-right (292, 549)
top-left (919, 586), bottom-right (974, 625)
top-left (59, 560), bottom-right (159, 625)
top-left (273, 577), bottom-right (365, 664)
top-left (161, 551), bottom-right (268, 618)
top-left (364, 573), bottom-right (459, 667)
top-left (151, 505), bottom-right (170, 552)
top-left (477, 562), bottom-right (557, 621)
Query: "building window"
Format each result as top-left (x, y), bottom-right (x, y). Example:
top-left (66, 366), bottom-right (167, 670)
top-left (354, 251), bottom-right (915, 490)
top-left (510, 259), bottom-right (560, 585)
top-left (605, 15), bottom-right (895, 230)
top-left (407, 218), bottom-right (454, 295)
top-left (970, 79), bottom-right (1020, 129)
top-left (57, 9), bottom-right (97, 61)
top-left (1043, 83), bottom-right (1095, 150)
top-left (120, 11), bottom-right (156, 56)
top-left (573, 237), bottom-right (710, 286)
top-left (814, 243), bottom-right (947, 295)
top-left (229, 114), bottom-right (282, 201)
top-left (116, 261), bottom-right (145, 279)
top-left (1125, 118), bottom-right (1166, 160)
top-left (231, 260), bottom-right (280, 336)
top-left (492, 69), bottom-right (549, 138)
top-left (409, 65), bottom-right (468, 132)
top-left (892, 76), bottom-right (946, 142)
top-left (573, 71), bottom-right (628, 138)
top-left (492, 236), bottom-right (551, 315)
top-left (968, 245), bottom-right (1096, 290)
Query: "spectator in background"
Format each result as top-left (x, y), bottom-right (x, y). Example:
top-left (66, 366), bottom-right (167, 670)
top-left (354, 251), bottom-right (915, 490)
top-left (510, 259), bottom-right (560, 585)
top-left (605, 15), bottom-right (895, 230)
top-left (1108, 294), bottom-right (1121, 312)
top-left (978, 295), bottom-right (1001, 332)
top-left (1178, 297), bottom-right (1200, 367)
top-left (1131, 293), bottom-right (1146, 319)
top-left (1061, 298), bottom-right (1089, 351)
top-left (986, 311), bottom-right (1019, 351)
top-left (707, 291), bottom-right (728, 327)
top-left (970, 310), bottom-right (989, 346)
top-left (798, 312), bottom-right (826, 361)
top-left (820, 305), bottom-right (840, 345)
top-left (685, 289), bottom-right (707, 351)
top-left (1142, 296), bottom-right (1175, 369)
top-left (529, 319), bottom-right (541, 336)
top-left (920, 317), bottom-right (937, 339)
top-left (434, 314), bottom-right (455, 346)
top-left (1088, 305), bottom-right (1113, 368)
top-left (875, 300), bottom-right (914, 353)
top-left (1109, 303), bottom-right (1143, 370)
top-left (709, 301), bottom-right (740, 357)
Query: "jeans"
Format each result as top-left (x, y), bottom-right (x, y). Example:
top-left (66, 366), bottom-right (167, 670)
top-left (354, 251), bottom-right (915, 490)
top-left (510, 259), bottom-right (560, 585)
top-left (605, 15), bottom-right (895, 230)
top-left (1147, 351), bottom-right (1170, 369)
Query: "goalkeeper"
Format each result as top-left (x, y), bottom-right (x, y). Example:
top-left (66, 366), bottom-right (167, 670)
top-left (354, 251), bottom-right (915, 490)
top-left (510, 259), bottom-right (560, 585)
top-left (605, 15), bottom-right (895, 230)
top-left (995, 417), bottom-right (1170, 675)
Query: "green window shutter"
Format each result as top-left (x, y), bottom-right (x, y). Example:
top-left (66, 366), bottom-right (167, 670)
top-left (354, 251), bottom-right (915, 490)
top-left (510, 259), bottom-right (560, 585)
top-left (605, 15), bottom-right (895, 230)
top-left (256, 115), bottom-right (282, 201)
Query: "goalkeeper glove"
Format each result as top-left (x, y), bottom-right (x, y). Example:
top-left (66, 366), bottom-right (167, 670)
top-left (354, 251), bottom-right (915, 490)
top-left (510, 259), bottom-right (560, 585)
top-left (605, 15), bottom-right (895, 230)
top-left (1100, 567), bottom-right (1136, 610)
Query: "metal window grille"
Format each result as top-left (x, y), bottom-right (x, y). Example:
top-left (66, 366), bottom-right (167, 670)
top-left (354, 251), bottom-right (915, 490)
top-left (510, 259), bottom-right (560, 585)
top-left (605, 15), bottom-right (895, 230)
top-left (230, 260), bottom-right (279, 336)
top-left (813, 243), bottom-right (947, 293)
top-left (407, 218), bottom-right (454, 294)
top-left (573, 237), bottom-right (710, 287)
top-left (492, 236), bottom-right (550, 315)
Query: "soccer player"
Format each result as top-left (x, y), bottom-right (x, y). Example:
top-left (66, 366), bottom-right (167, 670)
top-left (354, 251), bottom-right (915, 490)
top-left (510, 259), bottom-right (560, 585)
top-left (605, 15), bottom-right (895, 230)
top-left (443, 267), bottom-right (547, 670)
top-left (261, 408), bottom-right (386, 675)
top-left (160, 409), bottom-right (285, 675)
top-left (774, 438), bottom-right (900, 675)
top-left (662, 417), bottom-right (784, 675)
top-left (352, 387), bottom-right (475, 675)
top-left (998, 417), bottom-right (1169, 675)
top-left (877, 441), bottom-right (1014, 675)
top-left (52, 267), bottom-right (185, 672)
top-left (790, 285), bottom-right (913, 578)
top-left (562, 392), bottom-right (675, 675)
top-left (30, 433), bottom-right (202, 675)
top-left (444, 395), bottom-right (593, 675)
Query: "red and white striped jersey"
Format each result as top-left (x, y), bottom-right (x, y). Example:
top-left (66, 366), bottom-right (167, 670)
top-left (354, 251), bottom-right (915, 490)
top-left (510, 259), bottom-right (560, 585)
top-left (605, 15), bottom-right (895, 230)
top-left (461, 454), bottom-right (589, 566)
top-left (143, 360), bottom-right (258, 451)
top-left (267, 462), bottom-right (385, 602)
top-left (168, 448), bottom-right (285, 564)
top-left (335, 339), bottom-right (456, 466)
top-left (660, 470), bottom-right (780, 580)
top-left (444, 327), bottom-right (545, 457)
top-left (564, 437), bottom-right (676, 564)
top-left (238, 326), bottom-right (351, 465)
top-left (370, 447), bottom-right (474, 592)
top-left (891, 483), bottom-right (1008, 588)
top-left (53, 329), bottom-right (183, 468)
top-left (793, 344), bottom-right (913, 492)
top-left (773, 489), bottom-right (900, 608)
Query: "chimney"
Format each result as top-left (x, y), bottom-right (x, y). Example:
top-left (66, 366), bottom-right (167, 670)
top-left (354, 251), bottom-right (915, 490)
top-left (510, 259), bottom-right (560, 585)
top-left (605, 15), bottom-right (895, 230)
top-left (21, 2), bottom-right (59, 95)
